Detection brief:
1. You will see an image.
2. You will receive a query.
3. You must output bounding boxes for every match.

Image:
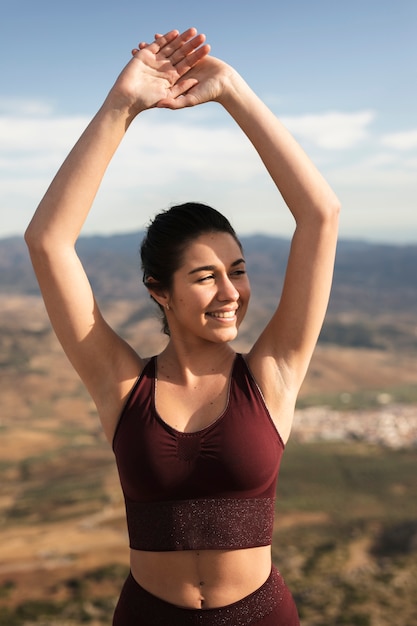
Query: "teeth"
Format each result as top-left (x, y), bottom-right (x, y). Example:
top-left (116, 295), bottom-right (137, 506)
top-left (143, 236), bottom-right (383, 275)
top-left (208, 311), bottom-right (235, 319)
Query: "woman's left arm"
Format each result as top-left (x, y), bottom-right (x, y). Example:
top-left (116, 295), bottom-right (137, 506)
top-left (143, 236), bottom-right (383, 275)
top-left (159, 56), bottom-right (340, 437)
top-left (219, 68), bottom-right (340, 419)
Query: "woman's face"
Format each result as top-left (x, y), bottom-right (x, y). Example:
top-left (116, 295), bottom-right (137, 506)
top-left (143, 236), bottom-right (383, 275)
top-left (166, 232), bottom-right (250, 345)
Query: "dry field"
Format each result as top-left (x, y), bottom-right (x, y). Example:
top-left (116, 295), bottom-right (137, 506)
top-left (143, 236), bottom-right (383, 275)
top-left (1, 295), bottom-right (416, 625)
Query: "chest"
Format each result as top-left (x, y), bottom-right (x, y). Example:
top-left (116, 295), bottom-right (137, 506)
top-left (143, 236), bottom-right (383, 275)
top-left (114, 379), bottom-right (283, 503)
top-left (155, 374), bottom-right (230, 433)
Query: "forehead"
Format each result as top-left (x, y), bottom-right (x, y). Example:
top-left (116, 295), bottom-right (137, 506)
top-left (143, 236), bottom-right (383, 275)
top-left (180, 232), bottom-right (243, 267)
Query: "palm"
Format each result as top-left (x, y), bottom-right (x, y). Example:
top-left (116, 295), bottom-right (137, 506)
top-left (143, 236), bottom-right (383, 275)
top-left (130, 51), bottom-right (186, 105)
top-left (111, 29), bottom-right (210, 113)
top-left (157, 56), bottom-right (232, 109)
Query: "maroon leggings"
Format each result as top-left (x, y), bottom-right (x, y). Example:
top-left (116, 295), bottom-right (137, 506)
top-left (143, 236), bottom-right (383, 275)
top-left (112, 565), bottom-right (300, 626)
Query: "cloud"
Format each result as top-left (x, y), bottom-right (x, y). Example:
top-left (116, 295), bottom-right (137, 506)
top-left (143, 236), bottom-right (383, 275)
top-left (281, 110), bottom-right (375, 150)
top-left (0, 98), bottom-right (54, 117)
top-left (0, 104), bottom-right (266, 236)
top-left (106, 115), bottom-right (262, 187)
top-left (0, 101), bottom-right (416, 242)
top-left (0, 115), bottom-right (88, 155)
top-left (381, 130), bottom-right (417, 150)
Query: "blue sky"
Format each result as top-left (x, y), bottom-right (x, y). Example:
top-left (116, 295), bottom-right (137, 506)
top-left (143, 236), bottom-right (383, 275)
top-left (1, 0), bottom-right (416, 242)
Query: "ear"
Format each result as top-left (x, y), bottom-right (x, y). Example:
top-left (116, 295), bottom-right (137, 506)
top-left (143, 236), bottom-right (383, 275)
top-left (145, 277), bottom-right (170, 309)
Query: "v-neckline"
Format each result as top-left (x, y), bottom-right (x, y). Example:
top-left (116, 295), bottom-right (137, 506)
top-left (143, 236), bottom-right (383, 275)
top-left (151, 353), bottom-right (239, 435)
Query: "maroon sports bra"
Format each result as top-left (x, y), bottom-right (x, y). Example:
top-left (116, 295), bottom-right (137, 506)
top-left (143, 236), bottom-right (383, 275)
top-left (112, 353), bottom-right (284, 551)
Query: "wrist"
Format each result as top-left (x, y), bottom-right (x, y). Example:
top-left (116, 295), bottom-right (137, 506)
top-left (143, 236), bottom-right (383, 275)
top-left (101, 91), bottom-right (145, 127)
top-left (216, 67), bottom-right (251, 110)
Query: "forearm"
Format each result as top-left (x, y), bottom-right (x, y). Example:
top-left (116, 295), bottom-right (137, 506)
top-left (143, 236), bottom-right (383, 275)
top-left (25, 26), bottom-right (209, 253)
top-left (25, 99), bottom-right (136, 251)
top-left (218, 71), bottom-right (340, 224)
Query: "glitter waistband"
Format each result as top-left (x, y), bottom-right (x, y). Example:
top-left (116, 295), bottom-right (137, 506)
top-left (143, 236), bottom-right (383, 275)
top-left (124, 496), bottom-right (275, 551)
top-left (115, 566), bottom-right (290, 625)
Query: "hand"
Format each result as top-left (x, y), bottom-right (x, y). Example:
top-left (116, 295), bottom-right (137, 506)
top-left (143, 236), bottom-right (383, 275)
top-left (155, 55), bottom-right (237, 110)
top-left (107, 28), bottom-right (210, 115)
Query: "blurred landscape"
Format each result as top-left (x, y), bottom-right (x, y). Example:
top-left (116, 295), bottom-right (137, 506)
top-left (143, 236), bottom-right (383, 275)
top-left (0, 233), bottom-right (416, 625)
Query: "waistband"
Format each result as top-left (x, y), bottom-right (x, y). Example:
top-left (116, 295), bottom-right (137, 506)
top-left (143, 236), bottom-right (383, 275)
top-left (125, 496), bottom-right (275, 551)
top-left (114, 566), bottom-right (287, 626)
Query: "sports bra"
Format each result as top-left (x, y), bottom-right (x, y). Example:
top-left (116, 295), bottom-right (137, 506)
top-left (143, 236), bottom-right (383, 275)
top-left (112, 353), bottom-right (284, 551)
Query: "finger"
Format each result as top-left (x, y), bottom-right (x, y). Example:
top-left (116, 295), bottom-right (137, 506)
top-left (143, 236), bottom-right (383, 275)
top-left (147, 29), bottom-right (179, 54)
top-left (157, 78), bottom-right (199, 110)
top-left (171, 77), bottom-right (199, 98)
top-left (131, 41), bottom-right (152, 56)
top-left (157, 27), bottom-right (199, 58)
top-left (174, 43), bottom-right (211, 76)
top-left (169, 33), bottom-right (207, 66)
top-left (157, 92), bottom-right (197, 110)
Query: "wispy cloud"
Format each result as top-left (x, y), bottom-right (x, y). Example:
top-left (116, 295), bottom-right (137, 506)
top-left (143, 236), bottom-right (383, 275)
top-left (0, 115), bottom-right (88, 155)
top-left (0, 101), bottom-right (416, 241)
top-left (381, 130), bottom-right (417, 150)
top-left (0, 98), bottom-right (55, 117)
top-left (281, 111), bottom-right (375, 150)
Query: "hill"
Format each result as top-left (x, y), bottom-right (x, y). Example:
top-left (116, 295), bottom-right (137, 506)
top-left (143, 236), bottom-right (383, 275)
top-left (1, 234), bottom-right (416, 625)
top-left (1, 232), bottom-right (417, 313)
top-left (2, 232), bottom-right (416, 406)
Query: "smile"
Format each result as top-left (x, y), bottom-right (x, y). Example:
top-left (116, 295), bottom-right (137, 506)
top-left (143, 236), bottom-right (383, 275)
top-left (206, 310), bottom-right (237, 319)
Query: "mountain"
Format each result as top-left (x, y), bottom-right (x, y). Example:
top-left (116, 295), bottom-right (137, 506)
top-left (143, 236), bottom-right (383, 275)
top-left (1, 232), bottom-right (416, 315)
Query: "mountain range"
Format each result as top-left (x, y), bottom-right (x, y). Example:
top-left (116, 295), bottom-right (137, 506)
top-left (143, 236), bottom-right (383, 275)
top-left (1, 232), bottom-right (416, 316)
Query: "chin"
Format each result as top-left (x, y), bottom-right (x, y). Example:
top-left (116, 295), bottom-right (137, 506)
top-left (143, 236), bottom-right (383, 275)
top-left (211, 328), bottom-right (239, 344)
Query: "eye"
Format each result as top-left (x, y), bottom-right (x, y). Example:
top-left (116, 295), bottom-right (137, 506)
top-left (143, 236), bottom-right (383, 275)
top-left (197, 274), bottom-right (215, 283)
top-left (231, 269), bottom-right (246, 277)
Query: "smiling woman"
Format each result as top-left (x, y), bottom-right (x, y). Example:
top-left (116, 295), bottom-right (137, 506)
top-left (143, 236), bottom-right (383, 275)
top-left (165, 231), bottom-right (248, 343)
top-left (25, 26), bottom-right (339, 626)
top-left (140, 201), bottom-right (247, 337)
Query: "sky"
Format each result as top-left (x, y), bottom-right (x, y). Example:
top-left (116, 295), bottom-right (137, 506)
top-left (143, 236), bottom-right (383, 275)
top-left (1, 0), bottom-right (416, 243)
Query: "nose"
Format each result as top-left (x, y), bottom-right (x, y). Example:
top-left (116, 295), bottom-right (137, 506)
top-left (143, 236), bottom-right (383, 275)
top-left (217, 275), bottom-right (240, 302)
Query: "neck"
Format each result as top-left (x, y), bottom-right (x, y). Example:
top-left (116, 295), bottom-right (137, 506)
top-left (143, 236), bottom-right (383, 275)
top-left (158, 340), bottom-right (236, 378)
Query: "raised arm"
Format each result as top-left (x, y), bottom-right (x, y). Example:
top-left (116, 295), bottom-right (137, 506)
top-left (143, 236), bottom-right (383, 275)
top-left (25, 28), bottom-right (210, 441)
top-left (163, 57), bottom-right (340, 439)
top-left (219, 68), bottom-right (340, 379)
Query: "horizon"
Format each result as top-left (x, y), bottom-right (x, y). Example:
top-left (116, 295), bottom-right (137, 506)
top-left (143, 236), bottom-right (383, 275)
top-left (3, 227), bottom-right (417, 248)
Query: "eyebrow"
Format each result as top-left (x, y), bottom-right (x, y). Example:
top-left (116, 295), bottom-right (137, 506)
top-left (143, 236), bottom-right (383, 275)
top-left (188, 258), bottom-right (246, 276)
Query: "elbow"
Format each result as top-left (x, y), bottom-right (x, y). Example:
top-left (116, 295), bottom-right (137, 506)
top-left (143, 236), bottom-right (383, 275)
top-left (319, 193), bottom-right (341, 229)
top-left (331, 195), bottom-right (342, 219)
top-left (331, 197), bottom-right (341, 230)
top-left (322, 187), bottom-right (341, 220)
top-left (24, 221), bottom-right (58, 259)
top-left (303, 195), bottom-right (341, 231)
top-left (25, 214), bottom-right (67, 255)
top-left (24, 222), bottom-right (34, 247)
top-left (24, 222), bottom-right (37, 252)
top-left (25, 221), bottom-right (76, 268)
top-left (298, 196), bottom-right (340, 240)
top-left (24, 221), bottom-right (45, 255)
top-left (294, 185), bottom-right (341, 229)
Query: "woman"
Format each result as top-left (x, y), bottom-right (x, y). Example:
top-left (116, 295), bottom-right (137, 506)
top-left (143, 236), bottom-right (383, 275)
top-left (25, 27), bottom-right (340, 626)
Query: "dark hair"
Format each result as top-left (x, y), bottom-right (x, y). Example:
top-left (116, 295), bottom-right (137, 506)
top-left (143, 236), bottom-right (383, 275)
top-left (140, 202), bottom-right (242, 335)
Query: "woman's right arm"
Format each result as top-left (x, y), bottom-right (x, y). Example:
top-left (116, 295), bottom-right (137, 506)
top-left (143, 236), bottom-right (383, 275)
top-left (25, 28), bottom-right (209, 440)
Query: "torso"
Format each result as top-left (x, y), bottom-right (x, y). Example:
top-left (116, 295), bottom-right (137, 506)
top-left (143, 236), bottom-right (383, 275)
top-left (130, 545), bottom-right (273, 609)
top-left (113, 348), bottom-right (285, 609)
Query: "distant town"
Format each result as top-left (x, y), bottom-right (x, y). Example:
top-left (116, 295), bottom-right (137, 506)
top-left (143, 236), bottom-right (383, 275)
top-left (293, 404), bottom-right (417, 449)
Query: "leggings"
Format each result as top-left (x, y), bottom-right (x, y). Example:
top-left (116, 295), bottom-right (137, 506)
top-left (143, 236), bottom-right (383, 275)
top-left (112, 565), bottom-right (300, 626)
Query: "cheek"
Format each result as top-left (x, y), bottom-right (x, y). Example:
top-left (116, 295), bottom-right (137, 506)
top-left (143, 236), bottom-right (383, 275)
top-left (174, 292), bottom-right (207, 314)
top-left (240, 280), bottom-right (251, 301)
